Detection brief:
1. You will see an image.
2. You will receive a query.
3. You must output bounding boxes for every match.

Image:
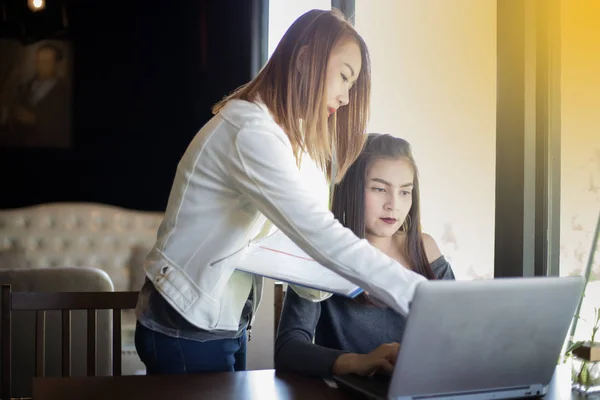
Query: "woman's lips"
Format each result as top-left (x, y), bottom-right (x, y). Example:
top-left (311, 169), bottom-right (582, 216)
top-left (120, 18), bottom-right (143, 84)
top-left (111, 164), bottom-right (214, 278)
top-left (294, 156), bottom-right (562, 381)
top-left (380, 218), bottom-right (397, 224)
top-left (328, 107), bottom-right (336, 115)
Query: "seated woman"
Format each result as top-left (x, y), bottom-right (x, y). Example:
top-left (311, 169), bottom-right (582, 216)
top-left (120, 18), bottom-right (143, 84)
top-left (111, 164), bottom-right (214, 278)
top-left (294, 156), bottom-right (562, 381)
top-left (274, 133), bottom-right (455, 378)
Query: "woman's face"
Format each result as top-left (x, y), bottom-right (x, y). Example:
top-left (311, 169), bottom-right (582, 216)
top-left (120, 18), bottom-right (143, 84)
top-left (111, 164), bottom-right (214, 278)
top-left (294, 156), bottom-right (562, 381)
top-left (364, 157), bottom-right (414, 239)
top-left (324, 39), bottom-right (362, 117)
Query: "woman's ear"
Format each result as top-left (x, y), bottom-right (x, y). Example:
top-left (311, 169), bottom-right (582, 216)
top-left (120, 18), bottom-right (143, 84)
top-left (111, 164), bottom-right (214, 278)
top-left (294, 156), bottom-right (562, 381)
top-left (295, 45), bottom-right (308, 75)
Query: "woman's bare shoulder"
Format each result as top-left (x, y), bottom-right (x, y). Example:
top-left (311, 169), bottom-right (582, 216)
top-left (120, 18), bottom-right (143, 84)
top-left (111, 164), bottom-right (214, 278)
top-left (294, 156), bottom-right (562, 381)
top-left (421, 233), bottom-right (443, 263)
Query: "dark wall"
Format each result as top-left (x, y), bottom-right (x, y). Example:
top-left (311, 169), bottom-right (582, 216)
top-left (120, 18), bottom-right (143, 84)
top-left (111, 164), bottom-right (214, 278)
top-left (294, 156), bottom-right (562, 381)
top-left (0, 0), bottom-right (258, 211)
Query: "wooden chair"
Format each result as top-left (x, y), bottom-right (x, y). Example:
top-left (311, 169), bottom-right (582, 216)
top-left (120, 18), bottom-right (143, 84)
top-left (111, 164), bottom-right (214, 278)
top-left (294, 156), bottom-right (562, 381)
top-left (274, 282), bottom-right (286, 338)
top-left (1, 285), bottom-right (139, 400)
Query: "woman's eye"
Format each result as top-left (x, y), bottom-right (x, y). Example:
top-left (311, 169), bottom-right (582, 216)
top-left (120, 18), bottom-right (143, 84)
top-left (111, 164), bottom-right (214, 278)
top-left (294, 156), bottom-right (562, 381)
top-left (400, 190), bottom-right (411, 196)
top-left (341, 73), bottom-right (348, 82)
top-left (372, 187), bottom-right (385, 193)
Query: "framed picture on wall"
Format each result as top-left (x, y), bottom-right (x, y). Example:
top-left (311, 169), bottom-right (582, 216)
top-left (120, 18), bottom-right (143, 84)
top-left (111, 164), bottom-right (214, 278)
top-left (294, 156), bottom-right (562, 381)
top-left (0, 39), bottom-right (72, 149)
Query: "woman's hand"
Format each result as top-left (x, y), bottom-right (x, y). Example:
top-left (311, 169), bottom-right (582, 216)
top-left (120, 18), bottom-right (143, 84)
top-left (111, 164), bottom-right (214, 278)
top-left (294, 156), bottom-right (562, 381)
top-left (332, 342), bottom-right (400, 376)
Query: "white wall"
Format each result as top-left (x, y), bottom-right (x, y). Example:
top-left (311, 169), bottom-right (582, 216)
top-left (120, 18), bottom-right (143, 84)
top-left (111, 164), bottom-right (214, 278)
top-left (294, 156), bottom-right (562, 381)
top-left (560, 0), bottom-right (600, 279)
top-left (355, 0), bottom-right (497, 280)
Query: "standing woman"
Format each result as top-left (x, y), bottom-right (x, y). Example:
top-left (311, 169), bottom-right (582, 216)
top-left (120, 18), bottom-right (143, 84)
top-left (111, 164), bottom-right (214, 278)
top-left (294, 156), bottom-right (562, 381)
top-left (135, 9), bottom-right (427, 375)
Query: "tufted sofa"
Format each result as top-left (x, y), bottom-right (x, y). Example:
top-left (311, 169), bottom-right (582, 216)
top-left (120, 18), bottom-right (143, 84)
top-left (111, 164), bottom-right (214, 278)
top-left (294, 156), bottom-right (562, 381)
top-left (0, 202), bottom-right (164, 374)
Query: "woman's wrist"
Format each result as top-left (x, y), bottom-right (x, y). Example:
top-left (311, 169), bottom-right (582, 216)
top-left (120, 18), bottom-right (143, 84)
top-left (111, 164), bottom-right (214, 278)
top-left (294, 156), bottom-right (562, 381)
top-left (332, 352), bottom-right (362, 375)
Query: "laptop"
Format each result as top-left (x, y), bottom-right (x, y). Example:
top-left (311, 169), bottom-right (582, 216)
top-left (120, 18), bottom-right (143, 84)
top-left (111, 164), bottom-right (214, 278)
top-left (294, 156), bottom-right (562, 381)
top-left (334, 276), bottom-right (584, 400)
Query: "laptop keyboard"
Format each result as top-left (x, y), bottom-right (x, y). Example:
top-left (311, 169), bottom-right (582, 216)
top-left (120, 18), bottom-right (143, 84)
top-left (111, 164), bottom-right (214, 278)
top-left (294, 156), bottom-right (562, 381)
top-left (334, 373), bottom-right (392, 400)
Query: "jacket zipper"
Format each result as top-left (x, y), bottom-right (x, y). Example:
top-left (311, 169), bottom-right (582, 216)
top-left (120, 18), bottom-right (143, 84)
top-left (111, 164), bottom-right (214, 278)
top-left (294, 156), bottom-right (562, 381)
top-left (208, 225), bottom-right (278, 267)
top-left (208, 245), bottom-right (248, 266)
top-left (207, 221), bottom-right (275, 340)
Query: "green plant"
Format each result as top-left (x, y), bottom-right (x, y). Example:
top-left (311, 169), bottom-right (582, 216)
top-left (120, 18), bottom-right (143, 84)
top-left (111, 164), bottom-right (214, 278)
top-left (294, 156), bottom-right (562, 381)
top-left (571, 360), bottom-right (600, 393)
top-left (568, 307), bottom-right (600, 393)
top-left (566, 307), bottom-right (600, 354)
top-left (592, 308), bottom-right (600, 345)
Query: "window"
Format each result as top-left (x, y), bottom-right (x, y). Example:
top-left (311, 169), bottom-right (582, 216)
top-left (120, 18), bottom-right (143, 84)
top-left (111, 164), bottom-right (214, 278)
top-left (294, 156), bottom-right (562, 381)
top-left (268, 0), bottom-right (331, 59)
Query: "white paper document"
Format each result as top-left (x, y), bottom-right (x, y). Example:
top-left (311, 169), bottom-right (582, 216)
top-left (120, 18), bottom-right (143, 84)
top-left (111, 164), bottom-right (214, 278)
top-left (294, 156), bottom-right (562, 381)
top-left (235, 230), bottom-right (364, 298)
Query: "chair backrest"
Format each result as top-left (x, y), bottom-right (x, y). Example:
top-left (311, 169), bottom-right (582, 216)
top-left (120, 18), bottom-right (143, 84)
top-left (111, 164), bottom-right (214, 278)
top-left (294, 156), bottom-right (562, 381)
top-left (0, 283), bottom-right (138, 400)
top-left (274, 282), bottom-right (286, 338)
top-left (0, 267), bottom-right (115, 398)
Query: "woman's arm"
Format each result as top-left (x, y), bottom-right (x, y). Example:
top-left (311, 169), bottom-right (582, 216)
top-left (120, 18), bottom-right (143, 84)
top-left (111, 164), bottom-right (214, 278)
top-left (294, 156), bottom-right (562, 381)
top-left (229, 125), bottom-right (426, 316)
top-left (275, 286), bottom-right (399, 377)
top-left (274, 286), bottom-right (348, 377)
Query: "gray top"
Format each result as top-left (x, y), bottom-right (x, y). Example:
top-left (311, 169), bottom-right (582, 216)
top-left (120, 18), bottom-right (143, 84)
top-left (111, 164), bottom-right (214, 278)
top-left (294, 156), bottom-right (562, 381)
top-left (274, 256), bottom-right (455, 377)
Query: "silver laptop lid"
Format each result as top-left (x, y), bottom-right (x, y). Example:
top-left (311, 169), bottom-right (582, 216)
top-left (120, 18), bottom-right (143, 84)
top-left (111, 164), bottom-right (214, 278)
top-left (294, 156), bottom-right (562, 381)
top-left (389, 276), bottom-right (584, 399)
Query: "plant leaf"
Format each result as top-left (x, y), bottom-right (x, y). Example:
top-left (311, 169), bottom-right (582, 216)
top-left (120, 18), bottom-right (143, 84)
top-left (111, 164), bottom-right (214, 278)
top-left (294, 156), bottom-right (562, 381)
top-left (566, 340), bottom-right (585, 354)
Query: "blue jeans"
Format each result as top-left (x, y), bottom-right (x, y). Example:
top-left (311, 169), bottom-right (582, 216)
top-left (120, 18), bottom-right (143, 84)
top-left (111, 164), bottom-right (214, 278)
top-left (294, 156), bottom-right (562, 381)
top-left (134, 322), bottom-right (247, 374)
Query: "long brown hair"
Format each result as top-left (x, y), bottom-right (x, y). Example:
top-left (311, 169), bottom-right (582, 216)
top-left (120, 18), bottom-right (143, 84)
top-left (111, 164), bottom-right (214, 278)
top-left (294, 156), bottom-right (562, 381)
top-left (331, 133), bottom-right (436, 280)
top-left (212, 9), bottom-right (371, 183)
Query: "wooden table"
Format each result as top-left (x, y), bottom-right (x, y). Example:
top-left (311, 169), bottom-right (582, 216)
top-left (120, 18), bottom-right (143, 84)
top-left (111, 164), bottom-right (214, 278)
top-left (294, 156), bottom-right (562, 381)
top-left (32, 369), bottom-right (349, 400)
top-left (32, 366), bottom-right (598, 400)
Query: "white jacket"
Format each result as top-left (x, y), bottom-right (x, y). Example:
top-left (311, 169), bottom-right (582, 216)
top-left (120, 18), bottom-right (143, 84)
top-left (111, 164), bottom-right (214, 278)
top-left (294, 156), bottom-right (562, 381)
top-left (144, 99), bottom-right (426, 332)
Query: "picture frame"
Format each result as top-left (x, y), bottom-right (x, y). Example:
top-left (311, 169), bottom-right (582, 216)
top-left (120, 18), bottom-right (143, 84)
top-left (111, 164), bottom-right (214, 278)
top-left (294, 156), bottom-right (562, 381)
top-left (0, 38), bottom-right (72, 148)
